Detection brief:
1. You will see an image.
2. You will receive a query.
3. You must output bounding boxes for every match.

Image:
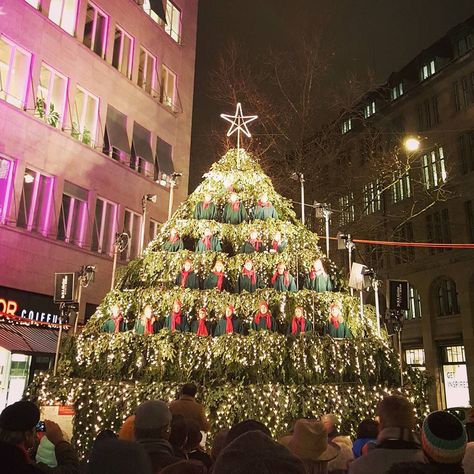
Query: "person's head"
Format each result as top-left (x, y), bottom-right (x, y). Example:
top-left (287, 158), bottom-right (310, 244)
top-left (184, 419), bottom-right (202, 452)
top-left (225, 305), bottom-right (235, 318)
top-left (313, 258), bottom-right (325, 273)
top-left (244, 259), bottom-right (253, 271)
top-left (295, 307), bottom-right (304, 319)
top-left (211, 429), bottom-right (229, 461)
top-left (180, 383), bottom-right (198, 398)
top-left (143, 305), bottom-right (153, 319)
top-left (376, 395), bottom-right (415, 431)
top-left (0, 400), bottom-right (40, 449)
top-left (421, 411), bottom-right (467, 465)
top-left (250, 230), bottom-right (259, 240)
top-left (204, 194), bottom-right (212, 203)
top-left (169, 414), bottom-right (187, 450)
top-left (204, 227), bottom-right (212, 237)
top-left (134, 400), bottom-right (172, 442)
top-left (230, 192), bottom-right (239, 203)
top-left (214, 260), bottom-right (225, 273)
top-left (277, 262), bottom-right (286, 274)
top-left (273, 231), bottom-right (281, 241)
top-left (198, 308), bottom-right (207, 320)
top-left (111, 304), bottom-right (122, 318)
top-left (173, 300), bottom-right (182, 313)
top-left (259, 193), bottom-right (268, 203)
top-left (226, 419), bottom-right (271, 445)
top-left (118, 415), bottom-right (135, 441)
top-left (183, 259), bottom-right (193, 272)
top-left (170, 227), bottom-right (178, 237)
top-left (259, 301), bottom-right (269, 314)
top-left (329, 303), bottom-right (342, 320)
top-left (87, 438), bottom-right (153, 474)
top-left (321, 414), bottom-right (339, 437)
top-left (356, 419), bottom-right (378, 439)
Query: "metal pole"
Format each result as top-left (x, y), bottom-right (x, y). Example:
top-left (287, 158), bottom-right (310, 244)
top-left (324, 208), bottom-right (330, 258)
top-left (74, 284), bottom-right (82, 335)
top-left (140, 196), bottom-right (147, 255)
top-left (168, 180), bottom-right (175, 220)
top-left (300, 174), bottom-right (305, 225)
top-left (111, 240), bottom-right (119, 291)
top-left (53, 307), bottom-right (64, 376)
top-left (359, 290), bottom-right (364, 320)
top-left (374, 279), bottom-right (381, 336)
top-left (398, 329), bottom-right (404, 387)
top-left (347, 236), bottom-right (353, 296)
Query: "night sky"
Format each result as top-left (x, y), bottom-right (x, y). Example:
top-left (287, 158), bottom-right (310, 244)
top-left (189, 0), bottom-right (474, 190)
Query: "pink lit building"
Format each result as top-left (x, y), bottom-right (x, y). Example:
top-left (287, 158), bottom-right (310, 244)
top-left (0, 0), bottom-right (197, 405)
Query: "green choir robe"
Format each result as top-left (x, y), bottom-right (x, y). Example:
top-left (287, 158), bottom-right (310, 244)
top-left (162, 238), bottom-right (184, 252)
top-left (165, 313), bottom-right (189, 332)
top-left (222, 202), bottom-right (248, 224)
top-left (134, 320), bottom-right (145, 335)
top-left (194, 201), bottom-right (218, 220)
top-left (254, 203), bottom-right (278, 220)
top-left (195, 236), bottom-right (222, 253)
top-left (272, 273), bottom-right (297, 292)
top-left (304, 273), bottom-right (333, 292)
top-left (203, 272), bottom-right (229, 292)
top-left (102, 318), bottom-right (125, 333)
top-left (175, 271), bottom-right (201, 289)
top-left (270, 240), bottom-right (287, 253)
top-left (214, 316), bottom-right (244, 336)
top-left (190, 319), bottom-right (213, 336)
top-left (153, 317), bottom-right (166, 333)
top-left (235, 273), bottom-right (263, 293)
top-left (240, 240), bottom-right (264, 254)
top-left (323, 321), bottom-right (352, 338)
top-left (287, 318), bottom-right (313, 336)
top-left (251, 314), bottom-right (277, 332)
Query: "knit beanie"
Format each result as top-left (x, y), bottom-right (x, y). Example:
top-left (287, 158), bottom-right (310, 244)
top-left (421, 411), bottom-right (467, 464)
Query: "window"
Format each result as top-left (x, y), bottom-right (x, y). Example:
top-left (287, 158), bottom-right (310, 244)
top-left (149, 219), bottom-right (160, 242)
top-left (338, 193), bottom-right (354, 227)
top-left (17, 168), bottom-right (54, 236)
top-left (458, 132), bottom-right (474, 174)
top-left (392, 172), bottom-right (411, 204)
top-left (91, 197), bottom-right (117, 255)
top-left (436, 279), bottom-right (459, 316)
top-left (390, 82), bottom-right (404, 101)
top-left (407, 286), bottom-right (422, 319)
top-left (83, 2), bottom-right (108, 58)
top-left (417, 96), bottom-right (439, 130)
top-left (363, 180), bottom-right (382, 214)
top-left (112, 26), bottom-right (134, 78)
top-left (48, 0), bottom-right (78, 35)
top-left (394, 223), bottom-right (415, 264)
top-left (341, 119), bottom-right (352, 134)
top-left (366, 244), bottom-right (383, 270)
top-left (25, 0), bottom-right (40, 8)
top-left (0, 36), bottom-right (31, 109)
top-left (137, 47), bottom-right (156, 94)
top-left (57, 182), bottom-right (88, 246)
top-left (131, 122), bottom-right (154, 176)
top-left (453, 75), bottom-right (474, 112)
top-left (420, 60), bottom-right (435, 81)
top-left (163, 1), bottom-right (182, 43)
top-left (426, 209), bottom-right (451, 255)
top-left (36, 63), bottom-right (68, 128)
top-left (456, 34), bottom-right (473, 56)
top-left (160, 64), bottom-right (176, 109)
top-left (422, 147), bottom-right (447, 189)
top-left (142, 0), bottom-right (163, 23)
top-left (72, 86), bottom-right (99, 146)
top-left (464, 200), bottom-right (474, 243)
top-left (0, 157), bottom-right (15, 224)
top-left (405, 349), bottom-right (425, 367)
top-left (121, 209), bottom-right (142, 261)
top-left (363, 101), bottom-right (376, 118)
top-left (443, 346), bottom-right (465, 364)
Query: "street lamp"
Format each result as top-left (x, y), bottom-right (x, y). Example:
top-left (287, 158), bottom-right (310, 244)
top-left (111, 232), bottom-right (129, 290)
top-left (291, 172), bottom-right (305, 225)
top-left (314, 202), bottom-right (332, 257)
top-left (403, 136), bottom-right (421, 153)
top-left (140, 193), bottom-right (157, 254)
top-left (168, 172), bottom-right (182, 220)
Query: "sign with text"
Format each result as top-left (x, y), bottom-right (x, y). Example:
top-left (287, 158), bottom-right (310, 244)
top-left (41, 405), bottom-right (75, 441)
top-left (54, 273), bottom-right (76, 304)
top-left (388, 280), bottom-right (409, 311)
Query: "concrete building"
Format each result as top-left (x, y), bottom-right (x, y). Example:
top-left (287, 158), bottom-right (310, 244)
top-left (311, 15), bottom-right (474, 410)
top-left (0, 0), bottom-right (197, 407)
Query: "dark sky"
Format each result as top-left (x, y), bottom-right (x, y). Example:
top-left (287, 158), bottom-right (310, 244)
top-left (189, 0), bottom-right (474, 190)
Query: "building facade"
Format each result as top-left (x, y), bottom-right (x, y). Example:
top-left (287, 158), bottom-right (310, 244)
top-left (0, 0), bottom-right (197, 406)
top-left (311, 15), bottom-right (474, 410)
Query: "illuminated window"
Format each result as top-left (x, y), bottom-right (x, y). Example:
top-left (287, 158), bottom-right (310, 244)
top-left (112, 26), bottom-right (134, 79)
top-left (422, 147), bottom-right (447, 189)
top-left (341, 119), bottom-right (352, 134)
top-left (57, 182), bottom-right (88, 246)
top-left (420, 60), bottom-right (435, 81)
top-left (363, 101), bottom-right (376, 118)
top-left (83, 2), bottom-right (108, 58)
top-left (91, 197), bottom-right (117, 255)
top-left (406, 285), bottom-right (422, 319)
top-left (72, 86), bottom-right (99, 147)
top-left (390, 82), bottom-right (404, 101)
top-left (405, 348), bottom-right (425, 367)
top-left (0, 157), bottom-right (15, 224)
top-left (17, 168), bottom-right (54, 236)
top-left (121, 209), bottom-right (142, 261)
top-left (436, 278), bottom-right (459, 316)
top-left (392, 172), bottom-right (411, 204)
top-left (0, 36), bottom-right (31, 109)
top-left (137, 46), bottom-right (157, 95)
top-left (338, 193), bottom-right (354, 227)
top-left (426, 209), bottom-right (451, 255)
top-left (24, 0), bottom-right (40, 8)
top-left (48, 0), bottom-right (78, 35)
top-left (160, 64), bottom-right (176, 109)
top-left (443, 345), bottom-right (466, 364)
top-left (164, 1), bottom-right (181, 43)
top-left (363, 180), bottom-right (382, 214)
top-left (36, 63), bottom-right (68, 128)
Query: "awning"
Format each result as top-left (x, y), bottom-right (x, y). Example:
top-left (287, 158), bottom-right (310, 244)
top-left (150, 0), bottom-right (166, 23)
top-left (105, 105), bottom-right (131, 155)
top-left (0, 323), bottom-right (64, 354)
top-left (156, 136), bottom-right (174, 176)
top-left (132, 122), bottom-right (154, 164)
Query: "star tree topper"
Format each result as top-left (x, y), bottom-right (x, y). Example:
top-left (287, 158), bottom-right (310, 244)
top-left (220, 103), bottom-right (258, 169)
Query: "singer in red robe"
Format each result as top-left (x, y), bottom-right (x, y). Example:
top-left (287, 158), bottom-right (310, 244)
top-left (175, 259), bottom-right (200, 289)
top-left (251, 301), bottom-right (277, 332)
top-left (190, 307), bottom-right (212, 336)
top-left (165, 300), bottom-right (189, 333)
top-left (134, 304), bottom-right (155, 335)
top-left (214, 305), bottom-right (244, 336)
top-left (287, 306), bottom-right (312, 336)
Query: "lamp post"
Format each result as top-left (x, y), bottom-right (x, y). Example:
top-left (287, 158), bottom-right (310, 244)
top-left (73, 264), bottom-right (96, 334)
top-left (291, 172), bottom-right (305, 225)
top-left (315, 202), bottom-right (332, 257)
top-left (167, 172), bottom-right (182, 220)
top-left (111, 232), bottom-right (129, 290)
top-left (140, 194), bottom-right (157, 254)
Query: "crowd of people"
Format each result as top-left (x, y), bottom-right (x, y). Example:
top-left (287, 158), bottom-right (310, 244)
top-left (1, 384), bottom-right (474, 474)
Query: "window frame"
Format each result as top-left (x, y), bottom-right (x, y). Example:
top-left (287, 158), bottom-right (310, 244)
top-left (363, 101), bottom-right (376, 119)
top-left (57, 184), bottom-right (88, 247)
top-left (91, 196), bottom-right (118, 256)
top-left (164, 0), bottom-right (182, 43)
top-left (421, 146), bottom-right (447, 189)
top-left (83, 1), bottom-right (109, 58)
top-left (437, 279), bottom-right (460, 317)
top-left (37, 62), bottom-right (68, 128)
top-left (341, 118), bottom-right (352, 134)
top-left (48, 0), bottom-right (79, 36)
top-left (421, 60), bottom-right (436, 81)
top-left (137, 46), bottom-right (157, 95)
top-left (390, 82), bottom-right (404, 101)
top-left (0, 156), bottom-right (15, 224)
top-left (121, 208), bottom-right (142, 261)
top-left (338, 193), bottom-right (355, 227)
top-left (363, 180), bottom-right (382, 214)
top-left (160, 63), bottom-right (177, 109)
top-left (392, 172), bottom-right (411, 204)
top-left (72, 85), bottom-right (99, 147)
top-left (112, 25), bottom-right (134, 79)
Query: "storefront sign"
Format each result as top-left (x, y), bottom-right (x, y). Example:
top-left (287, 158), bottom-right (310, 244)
top-left (388, 280), bottom-right (409, 311)
top-left (54, 273), bottom-right (76, 304)
top-left (443, 364), bottom-right (470, 408)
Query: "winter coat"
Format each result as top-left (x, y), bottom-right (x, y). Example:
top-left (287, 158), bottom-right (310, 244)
top-left (169, 395), bottom-right (211, 432)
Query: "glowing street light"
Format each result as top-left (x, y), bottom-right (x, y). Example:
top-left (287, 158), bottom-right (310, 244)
top-left (404, 136), bottom-right (421, 152)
